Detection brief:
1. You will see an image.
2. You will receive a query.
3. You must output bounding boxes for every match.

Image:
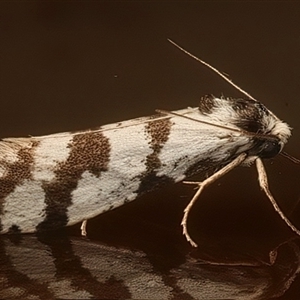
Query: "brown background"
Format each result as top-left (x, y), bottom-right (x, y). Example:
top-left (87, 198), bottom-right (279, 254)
top-left (1, 2), bottom-right (300, 298)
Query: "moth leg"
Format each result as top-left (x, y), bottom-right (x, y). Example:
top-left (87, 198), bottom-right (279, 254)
top-left (256, 158), bottom-right (300, 236)
top-left (182, 153), bottom-right (247, 247)
top-left (81, 220), bottom-right (87, 236)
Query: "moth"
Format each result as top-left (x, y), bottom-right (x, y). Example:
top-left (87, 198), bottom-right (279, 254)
top-left (0, 40), bottom-right (298, 247)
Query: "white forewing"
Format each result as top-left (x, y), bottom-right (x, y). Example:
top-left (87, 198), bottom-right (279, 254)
top-left (33, 135), bottom-right (73, 181)
top-left (67, 122), bottom-right (152, 225)
top-left (157, 110), bottom-right (251, 181)
top-left (0, 102), bottom-right (262, 233)
top-left (1, 180), bottom-right (46, 232)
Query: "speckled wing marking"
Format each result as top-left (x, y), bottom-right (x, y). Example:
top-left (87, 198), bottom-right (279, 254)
top-left (37, 132), bottom-right (110, 232)
top-left (0, 140), bottom-right (39, 232)
top-left (137, 118), bottom-right (173, 194)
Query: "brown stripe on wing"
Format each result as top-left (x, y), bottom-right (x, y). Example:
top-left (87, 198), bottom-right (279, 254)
top-left (37, 132), bottom-right (111, 232)
top-left (0, 141), bottom-right (39, 232)
top-left (136, 118), bottom-right (173, 195)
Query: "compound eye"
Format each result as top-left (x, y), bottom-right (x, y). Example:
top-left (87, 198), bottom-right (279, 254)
top-left (259, 140), bottom-right (281, 159)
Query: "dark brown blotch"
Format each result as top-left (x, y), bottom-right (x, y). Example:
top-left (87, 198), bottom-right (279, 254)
top-left (137, 119), bottom-right (173, 195)
top-left (0, 141), bottom-right (38, 231)
top-left (198, 95), bottom-right (217, 115)
top-left (145, 119), bottom-right (172, 172)
top-left (37, 132), bottom-right (111, 231)
top-left (230, 98), bottom-right (267, 133)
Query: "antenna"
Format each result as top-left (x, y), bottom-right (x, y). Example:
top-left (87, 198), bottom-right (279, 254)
top-left (168, 39), bottom-right (256, 101)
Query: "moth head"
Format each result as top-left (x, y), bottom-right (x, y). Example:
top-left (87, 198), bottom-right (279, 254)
top-left (250, 136), bottom-right (283, 159)
top-left (224, 97), bottom-right (290, 140)
top-left (243, 107), bottom-right (291, 160)
top-left (241, 126), bottom-right (290, 166)
top-left (263, 115), bottom-right (291, 146)
top-left (198, 95), bottom-right (292, 158)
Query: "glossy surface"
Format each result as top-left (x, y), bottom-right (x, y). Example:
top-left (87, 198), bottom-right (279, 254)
top-left (1, 177), bottom-right (300, 299)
